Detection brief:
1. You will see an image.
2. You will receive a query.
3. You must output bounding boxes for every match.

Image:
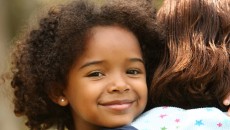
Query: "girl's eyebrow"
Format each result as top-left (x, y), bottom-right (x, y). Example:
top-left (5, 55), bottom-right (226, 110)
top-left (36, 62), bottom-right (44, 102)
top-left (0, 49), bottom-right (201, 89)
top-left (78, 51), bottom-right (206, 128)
top-left (80, 60), bottom-right (104, 69)
top-left (80, 58), bottom-right (144, 69)
top-left (130, 58), bottom-right (145, 64)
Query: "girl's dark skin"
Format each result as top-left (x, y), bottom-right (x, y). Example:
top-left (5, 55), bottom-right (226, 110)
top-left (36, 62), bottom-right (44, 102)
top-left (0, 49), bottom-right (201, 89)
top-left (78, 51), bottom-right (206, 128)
top-left (9, 0), bottom-right (163, 129)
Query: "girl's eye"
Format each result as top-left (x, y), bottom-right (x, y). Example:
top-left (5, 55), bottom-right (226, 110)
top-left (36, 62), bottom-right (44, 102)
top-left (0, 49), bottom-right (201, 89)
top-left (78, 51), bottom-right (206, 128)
top-left (87, 71), bottom-right (105, 77)
top-left (126, 69), bottom-right (141, 75)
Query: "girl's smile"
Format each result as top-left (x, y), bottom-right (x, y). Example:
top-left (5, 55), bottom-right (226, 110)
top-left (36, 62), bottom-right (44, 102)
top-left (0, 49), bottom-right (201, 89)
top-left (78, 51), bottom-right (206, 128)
top-left (99, 99), bottom-right (134, 111)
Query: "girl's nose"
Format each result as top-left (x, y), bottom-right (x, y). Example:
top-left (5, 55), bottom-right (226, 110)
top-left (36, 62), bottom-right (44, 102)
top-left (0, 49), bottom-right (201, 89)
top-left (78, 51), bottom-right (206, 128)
top-left (107, 75), bottom-right (130, 93)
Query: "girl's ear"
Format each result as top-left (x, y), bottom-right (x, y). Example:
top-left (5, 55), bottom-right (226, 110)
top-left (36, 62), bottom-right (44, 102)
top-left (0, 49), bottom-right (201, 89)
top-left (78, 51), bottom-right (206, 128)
top-left (48, 82), bottom-right (69, 106)
top-left (55, 96), bottom-right (69, 106)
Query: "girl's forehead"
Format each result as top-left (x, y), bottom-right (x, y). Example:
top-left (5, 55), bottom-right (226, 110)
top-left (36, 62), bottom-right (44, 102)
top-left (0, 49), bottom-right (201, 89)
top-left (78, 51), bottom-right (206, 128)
top-left (81, 25), bottom-right (140, 53)
top-left (84, 25), bottom-right (133, 44)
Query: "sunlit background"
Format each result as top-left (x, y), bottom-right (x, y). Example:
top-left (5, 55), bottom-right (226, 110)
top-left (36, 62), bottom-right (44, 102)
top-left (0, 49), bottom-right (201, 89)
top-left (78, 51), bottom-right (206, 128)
top-left (0, 0), bottom-right (163, 129)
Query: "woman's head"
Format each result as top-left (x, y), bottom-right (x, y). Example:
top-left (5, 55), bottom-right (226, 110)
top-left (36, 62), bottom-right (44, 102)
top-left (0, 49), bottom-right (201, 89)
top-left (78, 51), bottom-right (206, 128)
top-left (151, 0), bottom-right (230, 110)
top-left (11, 0), bottom-right (163, 129)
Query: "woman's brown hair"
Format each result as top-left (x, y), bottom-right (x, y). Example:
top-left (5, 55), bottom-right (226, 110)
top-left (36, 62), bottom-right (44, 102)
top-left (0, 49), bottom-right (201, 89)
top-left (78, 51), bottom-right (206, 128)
top-left (150, 0), bottom-right (230, 111)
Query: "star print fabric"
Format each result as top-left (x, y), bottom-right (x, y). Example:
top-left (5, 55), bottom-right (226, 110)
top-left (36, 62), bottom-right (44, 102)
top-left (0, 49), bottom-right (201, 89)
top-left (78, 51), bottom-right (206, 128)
top-left (131, 107), bottom-right (230, 130)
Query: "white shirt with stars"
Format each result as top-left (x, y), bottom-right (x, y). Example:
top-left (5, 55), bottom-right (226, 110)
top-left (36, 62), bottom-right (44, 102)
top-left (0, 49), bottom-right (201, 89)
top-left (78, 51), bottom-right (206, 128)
top-left (131, 107), bottom-right (230, 130)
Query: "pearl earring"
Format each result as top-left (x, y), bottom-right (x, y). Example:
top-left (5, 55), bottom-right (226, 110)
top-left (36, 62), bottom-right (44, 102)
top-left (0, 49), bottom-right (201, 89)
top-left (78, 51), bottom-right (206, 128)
top-left (58, 97), bottom-right (68, 106)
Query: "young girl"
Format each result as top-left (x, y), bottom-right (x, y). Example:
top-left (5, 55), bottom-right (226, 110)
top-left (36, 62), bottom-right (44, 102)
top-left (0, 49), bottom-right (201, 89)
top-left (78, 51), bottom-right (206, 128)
top-left (9, 0), bottom-right (163, 130)
top-left (150, 0), bottom-right (230, 112)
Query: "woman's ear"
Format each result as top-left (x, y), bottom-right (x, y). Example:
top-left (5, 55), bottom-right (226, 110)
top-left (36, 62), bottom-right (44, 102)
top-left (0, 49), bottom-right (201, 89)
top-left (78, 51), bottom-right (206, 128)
top-left (48, 82), bottom-right (69, 106)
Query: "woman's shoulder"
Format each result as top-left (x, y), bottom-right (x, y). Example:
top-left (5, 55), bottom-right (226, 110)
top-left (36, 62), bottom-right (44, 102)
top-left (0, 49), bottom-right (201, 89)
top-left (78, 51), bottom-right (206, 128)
top-left (131, 106), bottom-right (230, 130)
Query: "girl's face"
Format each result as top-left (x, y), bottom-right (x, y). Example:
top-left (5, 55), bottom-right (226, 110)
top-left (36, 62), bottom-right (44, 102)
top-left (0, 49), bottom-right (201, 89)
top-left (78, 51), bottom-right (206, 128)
top-left (61, 26), bottom-right (147, 130)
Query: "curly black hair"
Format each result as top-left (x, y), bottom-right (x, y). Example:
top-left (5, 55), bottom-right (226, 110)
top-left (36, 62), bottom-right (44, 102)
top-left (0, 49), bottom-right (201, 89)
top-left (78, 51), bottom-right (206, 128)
top-left (10, 0), bottom-right (163, 129)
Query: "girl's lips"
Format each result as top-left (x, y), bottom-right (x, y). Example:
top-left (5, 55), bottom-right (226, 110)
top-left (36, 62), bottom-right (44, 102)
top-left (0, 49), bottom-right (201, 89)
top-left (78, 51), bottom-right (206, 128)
top-left (99, 100), bottom-right (134, 111)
